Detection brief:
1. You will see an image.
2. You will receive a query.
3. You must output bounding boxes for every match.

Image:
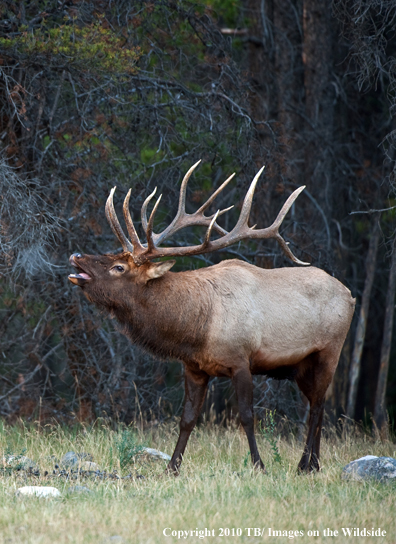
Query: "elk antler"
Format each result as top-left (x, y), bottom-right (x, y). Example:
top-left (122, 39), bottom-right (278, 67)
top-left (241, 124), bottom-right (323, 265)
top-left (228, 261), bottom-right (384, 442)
top-left (106, 163), bottom-right (309, 266)
top-left (106, 160), bottom-right (232, 256)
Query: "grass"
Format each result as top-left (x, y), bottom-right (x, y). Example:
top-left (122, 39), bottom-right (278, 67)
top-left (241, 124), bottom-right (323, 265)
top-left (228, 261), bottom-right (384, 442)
top-left (0, 420), bottom-right (394, 544)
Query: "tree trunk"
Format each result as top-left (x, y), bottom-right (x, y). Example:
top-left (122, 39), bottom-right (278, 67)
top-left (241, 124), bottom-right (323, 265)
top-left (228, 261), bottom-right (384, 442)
top-left (273, 0), bottom-right (304, 185)
top-left (346, 218), bottom-right (380, 419)
top-left (373, 235), bottom-right (396, 439)
top-left (302, 0), bottom-right (334, 222)
top-left (244, 0), bottom-right (277, 134)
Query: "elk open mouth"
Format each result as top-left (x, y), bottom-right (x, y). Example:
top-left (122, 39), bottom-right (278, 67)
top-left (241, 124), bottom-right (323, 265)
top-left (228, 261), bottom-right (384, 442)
top-left (68, 255), bottom-right (92, 286)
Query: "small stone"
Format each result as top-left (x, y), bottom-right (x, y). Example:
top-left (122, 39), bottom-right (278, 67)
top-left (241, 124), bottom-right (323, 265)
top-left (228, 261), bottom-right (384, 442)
top-left (79, 461), bottom-right (101, 471)
top-left (16, 486), bottom-right (61, 498)
top-left (60, 452), bottom-right (94, 468)
top-left (342, 456), bottom-right (396, 482)
top-left (4, 455), bottom-right (37, 470)
top-left (142, 447), bottom-right (171, 461)
top-left (60, 452), bottom-right (79, 467)
top-left (67, 485), bottom-right (92, 494)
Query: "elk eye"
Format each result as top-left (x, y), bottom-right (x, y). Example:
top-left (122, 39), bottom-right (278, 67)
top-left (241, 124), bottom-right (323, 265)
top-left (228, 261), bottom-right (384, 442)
top-left (114, 265), bottom-right (124, 272)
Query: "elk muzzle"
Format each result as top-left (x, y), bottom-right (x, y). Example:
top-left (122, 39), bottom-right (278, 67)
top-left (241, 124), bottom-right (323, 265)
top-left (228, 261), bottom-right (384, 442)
top-left (68, 253), bottom-right (92, 286)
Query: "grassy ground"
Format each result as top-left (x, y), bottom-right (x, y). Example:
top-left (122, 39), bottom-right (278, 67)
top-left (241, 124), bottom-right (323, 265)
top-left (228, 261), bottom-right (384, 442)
top-left (0, 419), bottom-right (394, 544)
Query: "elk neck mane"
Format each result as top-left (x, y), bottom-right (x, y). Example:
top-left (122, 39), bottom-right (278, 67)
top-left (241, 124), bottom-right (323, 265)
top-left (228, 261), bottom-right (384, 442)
top-left (110, 266), bottom-right (215, 361)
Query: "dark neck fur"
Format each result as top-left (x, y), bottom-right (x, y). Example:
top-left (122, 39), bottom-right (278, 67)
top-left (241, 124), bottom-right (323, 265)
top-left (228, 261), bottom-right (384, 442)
top-left (110, 273), bottom-right (213, 362)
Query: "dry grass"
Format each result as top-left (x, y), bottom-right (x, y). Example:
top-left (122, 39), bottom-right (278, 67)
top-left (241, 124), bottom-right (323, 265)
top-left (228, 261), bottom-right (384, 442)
top-left (0, 420), bottom-right (394, 544)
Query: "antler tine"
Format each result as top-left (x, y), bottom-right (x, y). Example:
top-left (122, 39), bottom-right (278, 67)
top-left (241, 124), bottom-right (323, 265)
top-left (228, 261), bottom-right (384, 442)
top-left (195, 173), bottom-right (235, 214)
top-left (202, 210), bottom-right (220, 248)
top-left (141, 162), bottom-right (202, 247)
top-left (177, 160), bottom-right (202, 216)
top-left (273, 233), bottom-right (309, 265)
top-left (216, 205), bottom-right (234, 217)
top-left (271, 185), bottom-right (306, 229)
top-left (155, 160), bottom-right (201, 239)
top-left (233, 166), bottom-right (265, 231)
top-left (146, 194), bottom-right (162, 251)
top-left (151, 161), bottom-right (232, 246)
top-left (141, 187), bottom-right (157, 232)
top-left (267, 185), bottom-right (309, 265)
top-left (105, 187), bottom-right (135, 253)
top-left (246, 184), bottom-right (309, 265)
top-left (123, 189), bottom-right (145, 251)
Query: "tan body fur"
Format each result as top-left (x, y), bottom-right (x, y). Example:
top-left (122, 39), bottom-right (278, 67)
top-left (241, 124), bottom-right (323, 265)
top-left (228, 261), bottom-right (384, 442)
top-left (191, 261), bottom-right (354, 376)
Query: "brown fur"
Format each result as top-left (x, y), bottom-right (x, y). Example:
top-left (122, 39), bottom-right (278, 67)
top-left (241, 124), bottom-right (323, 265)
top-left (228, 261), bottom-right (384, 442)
top-left (69, 252), bottom-right (355, 474)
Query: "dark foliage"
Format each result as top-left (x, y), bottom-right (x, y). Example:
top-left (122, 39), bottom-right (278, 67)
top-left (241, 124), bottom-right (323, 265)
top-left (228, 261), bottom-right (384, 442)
top-left (0, 0), bottom-right (395, 430)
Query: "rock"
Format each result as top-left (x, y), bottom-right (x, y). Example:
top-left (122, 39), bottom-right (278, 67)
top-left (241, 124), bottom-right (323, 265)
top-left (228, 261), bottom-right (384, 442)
top-left (352, 455), bottom-right (378, 462)
top-left (67, 485), bottom-right (92, 495)
top-left (342, 456), bottom-right (396, 482)
top-left (79, 461), bottom-right (101, 471)
top-left (16, 486), bottom-right (61, 498)
top-left (4, 455), bottom-right (37, 469)
top-left (60, 451), bottom-right (78, 467)
top-left (142, 447), bottom-right (171, 461)
top-left (60, 451), bottom-right (94, 468)
top-left (46, 455), bottom-right (58, 463)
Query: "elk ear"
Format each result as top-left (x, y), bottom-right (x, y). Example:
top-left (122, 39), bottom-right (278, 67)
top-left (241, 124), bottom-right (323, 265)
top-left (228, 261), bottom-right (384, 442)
top-left (145, 260), bottom-right (176, 281)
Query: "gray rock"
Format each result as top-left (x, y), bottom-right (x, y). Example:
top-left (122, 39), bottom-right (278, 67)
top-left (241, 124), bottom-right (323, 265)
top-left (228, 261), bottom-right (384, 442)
top-left (3, 455), bottom-right (37, 470)
top-left (142, 447), bottom-right (171, 461)
top-left (79, 461), bottom-right (101, 471)
top-left (60, 451), bottom-right (78, 467)
top-left (67, 485), bottom-right (92, 495)
top-left (60, 451), bottom-right (93, 468)
top-left (342, 455), bottom-right (396, 482)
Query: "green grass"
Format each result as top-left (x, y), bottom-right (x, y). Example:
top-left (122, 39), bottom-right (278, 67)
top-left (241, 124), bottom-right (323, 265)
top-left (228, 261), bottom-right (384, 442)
top-left (0, 420), bottom-right (394, 543)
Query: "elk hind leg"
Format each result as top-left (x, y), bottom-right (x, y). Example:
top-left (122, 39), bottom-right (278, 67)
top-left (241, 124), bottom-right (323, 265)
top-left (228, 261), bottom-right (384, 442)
top-left (296, 350), bottom-right (337, 472)
top-left (298, 397), bottom-right (325, 472)
top-left (167, 367), bottom-right (209, 475)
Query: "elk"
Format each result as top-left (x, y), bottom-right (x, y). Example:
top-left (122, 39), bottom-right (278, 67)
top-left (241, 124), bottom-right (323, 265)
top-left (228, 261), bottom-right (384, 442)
top-left (68, 162), bottom-right (355, 474)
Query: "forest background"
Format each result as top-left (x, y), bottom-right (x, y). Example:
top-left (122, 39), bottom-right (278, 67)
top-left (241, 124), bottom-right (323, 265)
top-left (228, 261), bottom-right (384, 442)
top-left (0, 0), bottom-right (395, 438)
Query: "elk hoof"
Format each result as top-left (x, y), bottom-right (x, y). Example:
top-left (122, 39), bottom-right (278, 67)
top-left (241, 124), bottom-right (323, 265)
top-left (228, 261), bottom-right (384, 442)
top-left (297, 459), bottom-right (320, 473)
top-left (165, 465), bottom-right (181, 477)
top-left (297, 460), bottom-right (310, 473)
top-left (253, 460), bottom-right (267, 474)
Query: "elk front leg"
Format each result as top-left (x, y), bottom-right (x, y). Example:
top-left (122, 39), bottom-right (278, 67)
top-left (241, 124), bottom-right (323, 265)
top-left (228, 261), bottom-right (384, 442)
top-left (166, 367), bottom-right (209, 475)
top-left (232, 367), bottom-right (265, 472)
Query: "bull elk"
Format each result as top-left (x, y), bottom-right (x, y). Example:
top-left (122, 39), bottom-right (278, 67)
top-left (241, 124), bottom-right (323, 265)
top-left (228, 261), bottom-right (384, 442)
top-left (68, 162), bottom-right (355, 473)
